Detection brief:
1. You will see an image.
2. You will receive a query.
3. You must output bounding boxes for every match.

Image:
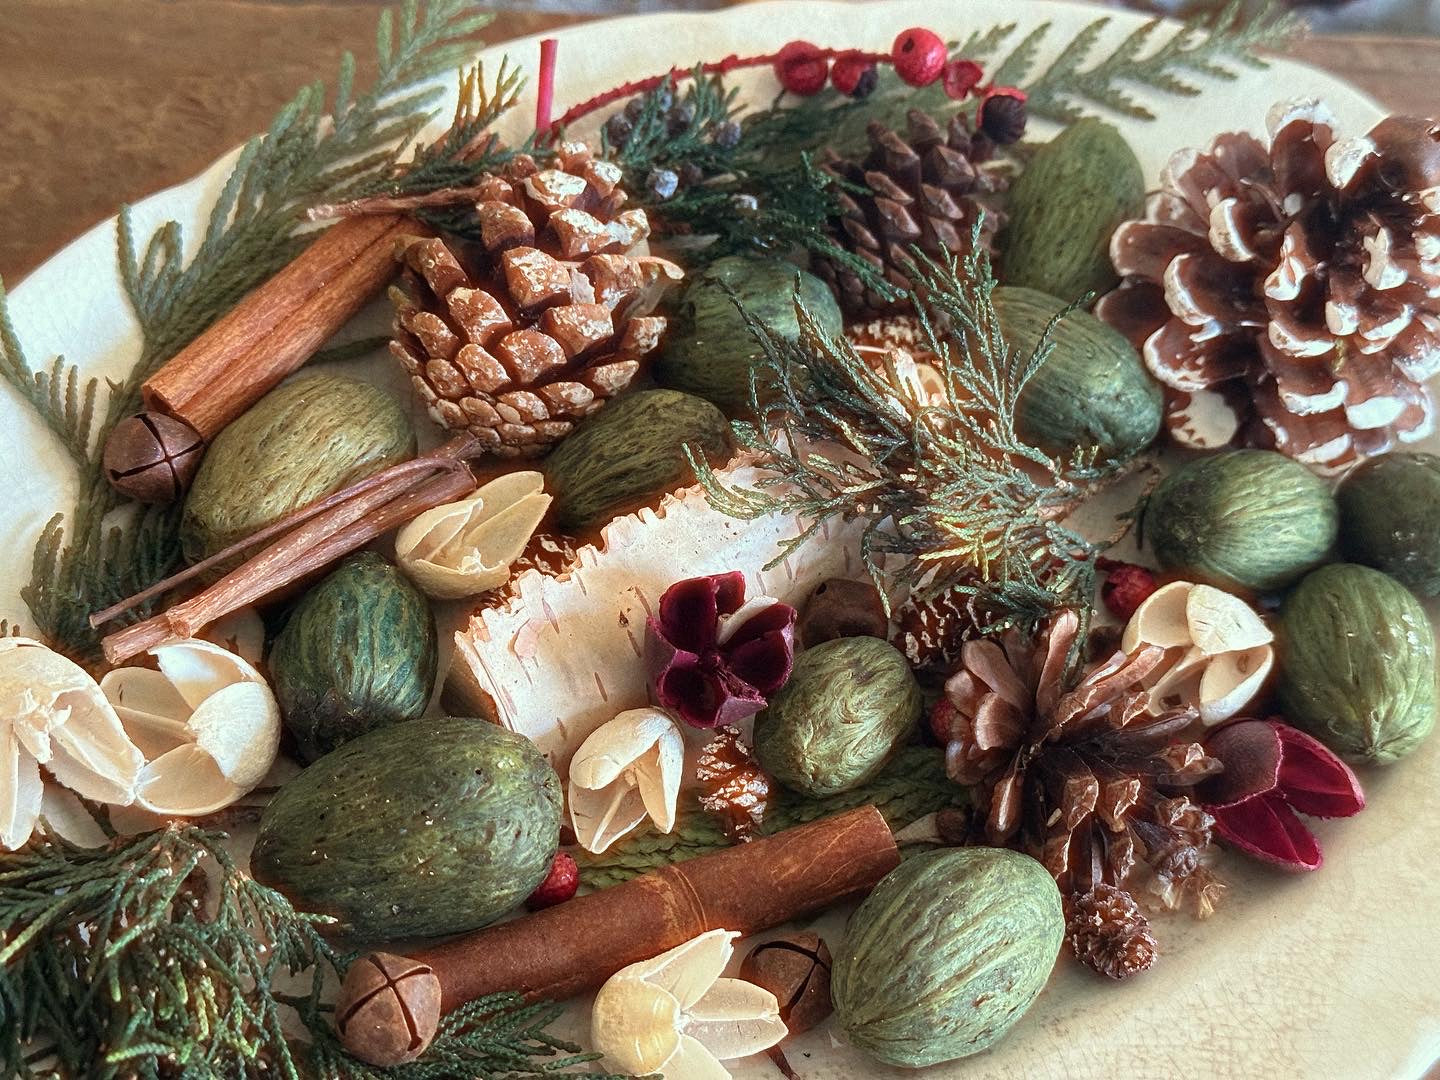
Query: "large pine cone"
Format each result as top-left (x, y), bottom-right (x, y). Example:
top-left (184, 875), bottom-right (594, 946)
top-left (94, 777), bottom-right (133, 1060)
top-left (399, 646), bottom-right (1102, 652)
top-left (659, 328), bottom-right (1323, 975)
top-left (389, 144), bottom-right (683, 457)
top-left (815, 110), bottom-right (1010, 319)
top-left (1098, 100), bottom-right (1440, 472)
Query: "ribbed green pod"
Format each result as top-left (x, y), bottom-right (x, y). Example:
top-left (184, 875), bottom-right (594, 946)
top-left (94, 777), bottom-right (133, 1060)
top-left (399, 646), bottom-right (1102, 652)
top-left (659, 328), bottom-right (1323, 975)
top-left (252, 717), bottom-right (561, 942)
top-left (833, 847), bottom-right (1063, 1068)
top-left (1146, 450), bottom-right (1337, 592)
top-left (1279, 563), bottom-right (1436, 764)
top-left (269, 552), bottom-right (436, 762)
top-left (1337, 451), bottom-right (1440, 597)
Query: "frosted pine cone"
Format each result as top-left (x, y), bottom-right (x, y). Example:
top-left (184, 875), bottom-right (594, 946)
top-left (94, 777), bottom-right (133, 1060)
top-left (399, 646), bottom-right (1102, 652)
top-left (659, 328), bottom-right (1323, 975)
top-left (816, 109), bottom-right (1012, 318)
top-left (389, 144), bottom-right (684, 457)
top-left (1098, 100), bottom-right (1440, 472)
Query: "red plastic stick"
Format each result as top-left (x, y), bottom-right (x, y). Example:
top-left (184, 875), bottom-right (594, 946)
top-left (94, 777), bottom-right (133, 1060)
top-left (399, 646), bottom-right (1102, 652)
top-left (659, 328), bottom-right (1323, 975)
top-left (536, 37), bottom-right (559, 131)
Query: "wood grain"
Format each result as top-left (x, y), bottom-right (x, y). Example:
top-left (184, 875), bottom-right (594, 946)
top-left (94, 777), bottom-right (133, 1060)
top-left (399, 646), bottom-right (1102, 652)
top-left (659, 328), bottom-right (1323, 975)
top-left (0, 2), bottom-right (1437, 281)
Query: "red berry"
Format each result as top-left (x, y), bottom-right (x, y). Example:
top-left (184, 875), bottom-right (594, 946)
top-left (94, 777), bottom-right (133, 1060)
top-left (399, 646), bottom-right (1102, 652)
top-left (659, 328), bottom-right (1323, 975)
top-left (1100, 562), bottom-right (1159, 622)
top-left (775, 40), bottom-right (830, 96)
top-left (830, 52), bottom-right (877, 97)
top-left (941, 58), bottom-right (984, 100)
top-left (891, 27), bottom-right (948, 87)
top-left (526, 851), bottom-right (579, 910)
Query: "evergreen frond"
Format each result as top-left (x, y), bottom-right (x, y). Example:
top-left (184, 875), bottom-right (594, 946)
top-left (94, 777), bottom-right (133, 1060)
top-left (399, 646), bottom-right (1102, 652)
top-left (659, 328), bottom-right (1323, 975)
top-left (2, 0), bottom-right (493, 657)
top-left (691, 232), bottom-right (1119, 635)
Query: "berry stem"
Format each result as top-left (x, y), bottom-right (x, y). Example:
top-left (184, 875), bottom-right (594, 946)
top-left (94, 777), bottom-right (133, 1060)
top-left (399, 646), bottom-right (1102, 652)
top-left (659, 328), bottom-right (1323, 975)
top-left (535, 37), bottom-right (559, 131)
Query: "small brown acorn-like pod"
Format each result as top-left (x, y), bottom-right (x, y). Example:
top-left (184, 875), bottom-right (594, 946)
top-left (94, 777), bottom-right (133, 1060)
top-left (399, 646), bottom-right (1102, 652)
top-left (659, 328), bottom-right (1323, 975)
top-left (102, 412), bottom-right (205, 503)
top-left (739, 932), bottom-right (834, 1036)
top-left (335, 953), bottom-right (442, 1067)
top-left (797, 578), bottom-right (888, 648)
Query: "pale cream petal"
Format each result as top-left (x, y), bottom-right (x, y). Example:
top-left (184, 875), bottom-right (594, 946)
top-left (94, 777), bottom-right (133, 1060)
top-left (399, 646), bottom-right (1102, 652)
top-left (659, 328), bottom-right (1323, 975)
top-left (200, 608), bottom-right (267, 667)
top-left (1122, 581), bottom-right (1195, 653)
top-left (186, 681), bottom-right (280, 790)
top-left (1185, 585), bottom-right (1273, 654)
top-left (715, 596), bottom-right (779, 646)
top-left (592, 975), bottom-right (682, 1074)
top-left (135, 744), bottom-right (244, 816)
top-left (0, 725), bottom-right (43, 850)
top-left (37, 786), bottom-right (109, 847)
top-left (569, 708), bottom-right (675, 790)
top-left (635, 720), bottom-right (685, 833)
top-left (569, 778), bottom-right (648, 854)
top-left (397, 493), bottom-right (482, 564)
top-left (630, 928), bottom-right (736, 1010)
top-left (1198, 645), bottom-right (1275, 726)
top-left (152, 639), bottom-right (261, 710)
top-left (1146, 647), bottom-right (1209, 708)
top-left (103, 668), bottom-right (195, 758)
top-left (45, 690), bottom-right (143, 805)
top-left (684, 979), bottom-right (787, 1059)
top-left (664, 1034), bottom-right (736, 1080)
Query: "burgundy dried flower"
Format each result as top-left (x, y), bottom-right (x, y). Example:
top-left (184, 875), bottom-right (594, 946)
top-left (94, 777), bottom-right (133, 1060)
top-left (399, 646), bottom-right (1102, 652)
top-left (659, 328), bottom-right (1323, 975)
top-left (1198, 717), bottom-right (1365, 871)
top-left (646, 571), bottom-right (797, 729)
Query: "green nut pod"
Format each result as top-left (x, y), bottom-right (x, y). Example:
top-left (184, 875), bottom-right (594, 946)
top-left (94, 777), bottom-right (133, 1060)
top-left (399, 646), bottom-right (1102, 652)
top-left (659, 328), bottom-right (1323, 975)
top-left (1279, 563), bottom-right (1436, 764)
top-left (833, 847), bottom-right (1064, 1068)
top-left (995, 286), bottom-right (1162, 460)
top-left (252, 717), bottom-right (561, 942)
top-left (653, 256), bottom-right (843, 413)
top-left (269, 552), bottom-right (437, 762)
top-left (1337, 451), bottom-right (1440, 597)
top-left (753, 637), bottom-right (921, 798)
top-left (1146, 450), bottom-right (1337, 592)
top-left (544, 388), bottom-right (732, 533)
top-left (1000, 118), bottom-right (1145, 303)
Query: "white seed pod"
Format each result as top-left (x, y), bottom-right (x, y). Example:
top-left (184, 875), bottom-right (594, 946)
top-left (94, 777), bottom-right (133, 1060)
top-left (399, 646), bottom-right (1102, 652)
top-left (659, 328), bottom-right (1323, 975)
top-left (0, 637), bottom-right (144, 849)
top-left (592, 929), bottom-right (787, 1078)
top-left (394, 471), bottom-right (551, 599)
top-left (1122, 581), bottom-right (1275, 725)
top-left (101, 639), bottom-right (280, 816)
top-left (568, 706), bottom-right (684, 854)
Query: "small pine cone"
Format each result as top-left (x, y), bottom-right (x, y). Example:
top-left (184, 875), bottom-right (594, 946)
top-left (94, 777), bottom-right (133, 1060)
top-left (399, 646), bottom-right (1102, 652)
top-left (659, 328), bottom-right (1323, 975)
top-left (1067, 884), bottom-right (1158, 980)
top-left (892, 586), bottom-right (986, 675)
top-left (389, 144), bottom-right (684, 457)
top-left (815, 108), bottom-right (1009, 319)
top-left (696, 726), bottom-right (771, 842)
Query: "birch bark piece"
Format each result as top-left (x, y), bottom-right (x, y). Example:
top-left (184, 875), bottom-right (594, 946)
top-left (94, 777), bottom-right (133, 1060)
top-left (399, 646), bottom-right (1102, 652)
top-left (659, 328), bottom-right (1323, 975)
top-left (450, 461), bottom-right (868, 773)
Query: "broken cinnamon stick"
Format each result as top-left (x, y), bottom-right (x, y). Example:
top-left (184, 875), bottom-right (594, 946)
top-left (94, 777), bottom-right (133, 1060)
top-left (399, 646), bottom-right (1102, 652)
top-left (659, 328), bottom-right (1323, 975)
top-left (337, 807), bottom-right (899, 1062)
top-left (101, 444), bottom-right (479, 664)
top-left (141, 213), bottom-right (412, 440)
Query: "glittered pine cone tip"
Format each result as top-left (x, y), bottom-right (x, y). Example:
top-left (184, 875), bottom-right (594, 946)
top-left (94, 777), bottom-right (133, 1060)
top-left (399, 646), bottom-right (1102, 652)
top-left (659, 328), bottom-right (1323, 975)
top-left (1097, 99), bottom-right (1440, 472)
top-left (645, 571), bottom-right (797, 729)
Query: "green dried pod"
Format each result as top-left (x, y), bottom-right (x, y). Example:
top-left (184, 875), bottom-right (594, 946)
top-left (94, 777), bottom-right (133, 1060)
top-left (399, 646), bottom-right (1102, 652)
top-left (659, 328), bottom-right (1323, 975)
top-left (1279, 563), bottom-right (1436, 764)
top-left (753, 637), bottom-right (921, 798)
top-left (252, 717), bottom-right (561, 942)
top-left (654, 256), bottom-right (843, 414)
top-left (1337, 451), bottom-right (1440, 597)
top-left (994, 285), bottom-right (1161, 460)
top-left (832, 847), bottom-right (1064, 1068)
top-left (1146, 450), bottom-right (1337, 592)
top-left (269, 552), bottom-right (437, 762)
top-left (182, 374), bottom-right (414, 576)
top-left (545, 388), bottom-right (732, 533)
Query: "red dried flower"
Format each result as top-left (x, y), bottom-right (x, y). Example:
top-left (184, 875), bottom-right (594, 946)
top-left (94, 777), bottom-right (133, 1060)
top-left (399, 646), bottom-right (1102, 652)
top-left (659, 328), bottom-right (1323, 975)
top-left (1099, 560), bottom-right (1159, 621)
top-left (1197, 717), bottom-right (1365, 871)
top-left (646, 571), bottom-right (797, 729)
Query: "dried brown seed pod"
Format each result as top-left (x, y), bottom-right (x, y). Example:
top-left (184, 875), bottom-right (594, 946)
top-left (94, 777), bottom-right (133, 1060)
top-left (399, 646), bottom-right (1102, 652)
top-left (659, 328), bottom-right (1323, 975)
top-left (102, 411), bottom-right (205, 503)
top-left (798, 578), bottom-right (888, 648)
top-left (335, 952), bottom-right (442, 1066)
top-left (739, 932), bottom-right (833, 1036)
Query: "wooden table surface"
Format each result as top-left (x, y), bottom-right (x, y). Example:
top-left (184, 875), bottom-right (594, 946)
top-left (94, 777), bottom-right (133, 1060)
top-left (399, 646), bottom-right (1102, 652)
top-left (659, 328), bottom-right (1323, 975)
top-left (0, 1), bottom-right (1437, 284)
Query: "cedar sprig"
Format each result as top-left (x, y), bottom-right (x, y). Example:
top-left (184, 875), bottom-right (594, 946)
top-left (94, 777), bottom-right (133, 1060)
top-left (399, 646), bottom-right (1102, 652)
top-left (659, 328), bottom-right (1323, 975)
top-left (691, 233), bottom-right (1116, 634)
top-left (578, 746), bottom-right (960, 890)
top-left (1, 0), bottom-right (493, 660)
top-left (604, 67), bottom-right (742, 177)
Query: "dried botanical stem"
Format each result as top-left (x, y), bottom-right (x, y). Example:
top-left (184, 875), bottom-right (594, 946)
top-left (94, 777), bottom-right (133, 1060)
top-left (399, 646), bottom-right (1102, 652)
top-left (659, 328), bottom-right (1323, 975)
top-left (101, 441), bottom-right (481, 664)
top-left (304, 176), bottom-right (501, 221)
top-left (90, 436), bottom-right (478, 628)
top-left (535, 38), bottom-right (559, 131)
top-left (142, 215), bottom-right (415, 440)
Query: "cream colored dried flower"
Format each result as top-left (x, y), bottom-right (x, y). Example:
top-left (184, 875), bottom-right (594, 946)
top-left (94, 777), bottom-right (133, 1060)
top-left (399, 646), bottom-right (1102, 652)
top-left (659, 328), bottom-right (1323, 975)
top-left (0, 637), bottom-right (144, 849)
top-left (1122, 581), bottom-right (1275, 725)
top-left (101, 639), bottom-right (280, 816)
top-left (592, 929), bottom-right (787, 1079)
top-left (568, 706), bottom-right (684, 854)
top-left (394, 471), bottom-right (551, 599)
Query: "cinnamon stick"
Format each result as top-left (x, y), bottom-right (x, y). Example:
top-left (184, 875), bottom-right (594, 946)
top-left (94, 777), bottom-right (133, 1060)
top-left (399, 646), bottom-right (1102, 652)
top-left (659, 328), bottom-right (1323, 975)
top-left (335, 806), bottom-right (899, 1062)
top-left (142, 213), bottom-right (411, 439)
top-left (101, 461), bottom-right (477, 664)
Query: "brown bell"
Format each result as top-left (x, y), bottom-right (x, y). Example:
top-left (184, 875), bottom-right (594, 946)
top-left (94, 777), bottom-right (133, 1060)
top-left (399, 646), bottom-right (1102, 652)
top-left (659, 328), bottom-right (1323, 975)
top-left (335, 952), bottom-right (442, 1067)
top-left (102, 411), bottom-right (205, 503)
top-left (738, 932), bottom-right (833, 1036)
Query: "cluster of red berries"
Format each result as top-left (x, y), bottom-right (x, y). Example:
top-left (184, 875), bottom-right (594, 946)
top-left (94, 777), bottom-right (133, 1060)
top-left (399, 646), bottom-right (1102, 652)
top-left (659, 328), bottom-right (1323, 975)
top-left (774, 27), bottom-right (996, 101)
